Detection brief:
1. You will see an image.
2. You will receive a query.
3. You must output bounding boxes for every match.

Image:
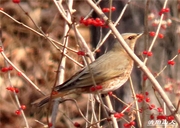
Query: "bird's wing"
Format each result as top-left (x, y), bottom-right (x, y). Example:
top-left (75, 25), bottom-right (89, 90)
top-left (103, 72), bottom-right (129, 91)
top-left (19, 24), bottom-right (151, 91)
top-left (55, 51), bottom-right (132, 91)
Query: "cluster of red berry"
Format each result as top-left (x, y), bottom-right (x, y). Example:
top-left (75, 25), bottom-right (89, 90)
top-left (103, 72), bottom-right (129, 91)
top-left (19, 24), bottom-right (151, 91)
top-left (80, 17), bottom-right (108, 27)
top-left (114, 112), bottom-right (124, 119)
top-left (90, 85), bottom-right (103, 92)
top-left (135, 92), bottom-right (175, 122)
top-left (76, 51), bottom-right (85, 56)
top-left (102, 6), bottom-right (116, 12)
top-left (159, 8), bottom-right (170, 16)
top-left (15, 105), bottom-right (26, 115)
top-left (136, 92), bottom-right (150, 103)
top-left (143, 51), bottom-right (153, 57)
top-left (123, 121), bottom-right (136, 128)
top-left (167, 60), bottom-right (175, 65)
top-left (1, 66), bottom-right (13, 72)
top-left (149, 31), bottom-right (164, 39)
top-left (6, 86), bottom-right (19, 93)
top-left (113, 112), bottom-right (135, 128)
top-left (12, 0), bottom-right (20, 4)
top-left (150, 114), bottom-right (174, 121)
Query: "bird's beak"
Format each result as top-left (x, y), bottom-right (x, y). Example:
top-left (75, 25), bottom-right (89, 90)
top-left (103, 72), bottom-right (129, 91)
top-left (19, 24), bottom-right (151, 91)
top-left (137, 33), bottom-right (143, 38)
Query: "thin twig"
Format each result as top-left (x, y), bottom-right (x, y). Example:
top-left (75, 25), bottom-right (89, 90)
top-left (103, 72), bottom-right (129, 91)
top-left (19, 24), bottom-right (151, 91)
top-left (58, 98), bottom-right (91, 124)
top-left (52, 0), bottom-right (72, 25)
top-left (0, 51), bottom-right (44, 95)
top-left (143, 0), bottom-right (169, 65)
top-left (129, 77), bottom-right (142, 128)
top-left (0, 10), bottom-right (84, 68)
top-left (93, 0), bottom-right (131, 53)
top-left (7, 68), bottom-right (29, 128)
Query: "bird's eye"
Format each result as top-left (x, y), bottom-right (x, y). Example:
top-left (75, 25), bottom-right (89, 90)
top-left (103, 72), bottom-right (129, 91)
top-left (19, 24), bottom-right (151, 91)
top-left (128, 36), bottom-right (136, 40)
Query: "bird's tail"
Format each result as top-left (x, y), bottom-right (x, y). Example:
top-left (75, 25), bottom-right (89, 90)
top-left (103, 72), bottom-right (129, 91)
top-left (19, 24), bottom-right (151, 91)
top-left (32, 91), bottom-right (69, 107)
top-left (32, 95), bottom-right (51, 107)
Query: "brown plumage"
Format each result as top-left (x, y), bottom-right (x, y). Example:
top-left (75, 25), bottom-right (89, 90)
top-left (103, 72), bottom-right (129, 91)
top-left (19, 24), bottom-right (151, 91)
top-left (32, 33), bottom-right (142, 107)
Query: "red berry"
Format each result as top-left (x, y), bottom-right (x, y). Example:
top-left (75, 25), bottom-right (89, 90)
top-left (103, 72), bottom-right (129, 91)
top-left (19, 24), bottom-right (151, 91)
top-left (139, 108), bottom-right (143, 113)
top-left (147, 51), bottom-right (153, 56)
top-left (159, 9), bottom-right (166, 15)
top-left (166, 115), bottom-right (174, 121)
top-left (15, 110), bottom-right (21, 115)
top-left (149, 31), bottom-right (155, 37)
top-left (123, 123), bottom-right (129, 127)
top-left (157, 115), bottom-right (166, 120)
top-left (168, 60), bottom-right (175, 65)
top-left (6, 87), bottom-right (14, 91)
top-left (96, 85), bottom-right (102, 90)
top-left (17, 72), bottom-right (22, 76)
top-left (157, 107), bottom-right (163, 112)
top-left (143, 51), bottom-right (147, 55)
top-left (105, 8), bottom-right (110, 12)
top-left (150, 114), bottom-right (154, 119)
top-left (129, 121), bottom-right (135, 126)
top-left (92, 20), bottom-right (98, 26)
top-left (1, 67), bottom-right (9, 72)
top-left (83, 20), bottom-right (89, 26)
top-left (161, 9), bottom-right (166, 13)
top-left (48, 123), bottom-right (53, 127)
top-left (138, 99), bottom-right (143, 102)
top-left (15, 88), bottom-right (19, 93)
top-left (178, 49), bottom-right (180, 54)
top-left (158, 33), bottom-right (164, 39)
top-left (77, 51), bottom-right (85, 56)
top-left (108, 91), bottom-right (113, 96)
top-left (161, 24), bottom-right (167, 29)
top-left (119, 113), bottom-right (124, 118)
top-left (143, 75), bottom-right (148, 81)
top-left (97, 21), bottom-right (104, 27)
top-left (111, 6), bottom-right (116, 11)
top-left (80, 17), bottom-right (85, 24)
top-left (90, 86), bottom-right (96, 92)
top-left (167, 60), bottom-right (171, 65)
top-left (159, 11), bottom-right (163, 16)
top-left (145, 92), bottom-right (149, 95)
top-left (165, 8), bottom-right (170, 12)
top-left (171, 61), bottom-right (175, 65)
top-left (21, 105), bottom-right (26, 110)
top-left (157, 115), bottom-right (161, 119)
top-left (136, 94), bottom-right (144, 100)
top-left (149, 104), bottom-right (155, 110)
top-left (87, 18), bottom-right (93, 25)
top-left (159, 8), bottom-right (170, 16)
top-left (74, 122), bottom-right (81, 127)
top-left (95, 18), bottom-right (101, 22)
top-left (0, 47), bottom-right (3, 52)
top-left (145, 97), bottom-right (150, 102)
top-left (12, 0), bottom-right (20, 3)
top-left (102, 8), bottom-right (110, 12)
top-left (116, 113), bottom-right (124, 119)
top-left (8, 66), bottom-right (13, 70)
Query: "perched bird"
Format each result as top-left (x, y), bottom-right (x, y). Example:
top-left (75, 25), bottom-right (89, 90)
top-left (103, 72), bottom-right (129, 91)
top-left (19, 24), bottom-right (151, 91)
top-left (32, 33), bottom-right (142, 107)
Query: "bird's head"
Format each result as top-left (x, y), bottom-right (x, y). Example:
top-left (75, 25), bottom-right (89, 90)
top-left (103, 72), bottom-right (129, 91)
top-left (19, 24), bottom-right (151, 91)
top-left (113, 33), bottom-right (143, 51)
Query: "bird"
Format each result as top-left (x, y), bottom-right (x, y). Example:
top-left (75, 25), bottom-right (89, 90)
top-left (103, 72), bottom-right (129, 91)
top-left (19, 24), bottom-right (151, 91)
top-left (32, 33), bottom-right (142, 107)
